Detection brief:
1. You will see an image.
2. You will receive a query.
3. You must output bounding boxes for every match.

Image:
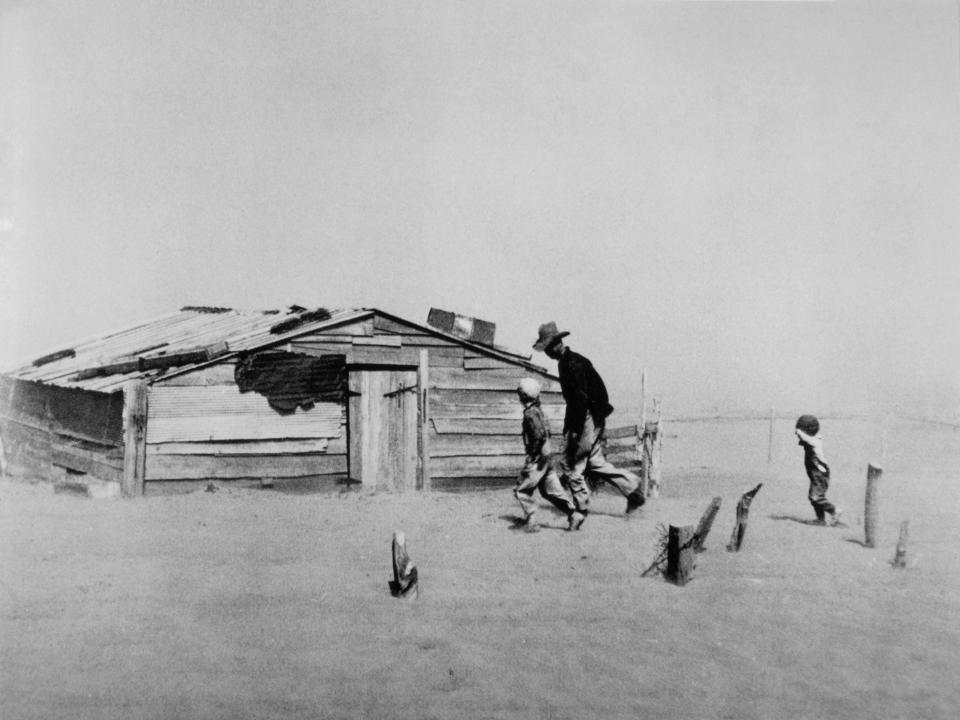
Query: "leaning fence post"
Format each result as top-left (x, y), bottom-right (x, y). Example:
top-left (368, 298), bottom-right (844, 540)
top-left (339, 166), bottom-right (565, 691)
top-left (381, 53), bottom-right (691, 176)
top-left (892, 520), bottom-right (909, 568)
top-left (864, 463), bottom-right (882, 548)
top-left (727, 483), bottom-right (763, 552)
top-left (692, 496), bottom-right (723, 552)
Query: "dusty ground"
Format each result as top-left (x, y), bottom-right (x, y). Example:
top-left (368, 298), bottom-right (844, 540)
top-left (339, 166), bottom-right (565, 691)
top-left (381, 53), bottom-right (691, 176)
top-left (2, 419), bottom-right (959, 719)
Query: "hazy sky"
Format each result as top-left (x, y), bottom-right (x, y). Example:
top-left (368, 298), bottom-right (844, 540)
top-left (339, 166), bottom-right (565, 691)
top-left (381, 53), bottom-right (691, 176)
top-left (1, 1), bottom-right (958, 418)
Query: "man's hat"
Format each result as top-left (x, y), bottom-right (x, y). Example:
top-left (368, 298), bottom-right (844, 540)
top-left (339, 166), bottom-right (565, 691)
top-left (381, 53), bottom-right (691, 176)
top-left (532, 322), bottom-right (570, 352)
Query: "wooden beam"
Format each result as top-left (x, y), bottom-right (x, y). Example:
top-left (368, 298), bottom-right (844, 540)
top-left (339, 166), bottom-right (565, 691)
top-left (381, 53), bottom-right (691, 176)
top-left (121, 380), bottom-right (148, 497)
top-left (418, 349), bottom-right (431, 491)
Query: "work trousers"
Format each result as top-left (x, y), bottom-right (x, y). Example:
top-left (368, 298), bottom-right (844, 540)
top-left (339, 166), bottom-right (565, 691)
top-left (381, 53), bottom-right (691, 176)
top-left (562, 415), bottom-right (640, 513)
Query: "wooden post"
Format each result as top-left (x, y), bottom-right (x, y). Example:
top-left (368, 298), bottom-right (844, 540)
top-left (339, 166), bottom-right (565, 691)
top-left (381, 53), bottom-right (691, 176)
top-left (692, 496), bottom-right (723, 552)
top-left (389, 532), bottom-right (419, 598)
top-left (417, 350), bottom-right (431, 491)
top-left (665, 525), bottom-right (694, 586)
top-left (639, 369), bottom-right (647, 497)
top-left (892, 520), bottom-right (909, 568)
top-left (727, 483), bottom-right (763, 552)
top-left (121, 379), bottom-right (148, 497)
top-left (767, 408), bottom-right (775, 464)
top-left (639, 369), bottom-right (647, 434)
top-left (647, 398), bottom-right (662, 497)
top-left (864, 463), bottom-right (882, 548)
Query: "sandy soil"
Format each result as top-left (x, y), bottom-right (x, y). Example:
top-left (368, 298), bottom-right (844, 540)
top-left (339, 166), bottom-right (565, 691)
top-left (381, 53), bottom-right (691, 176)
top-left (2, 420), bottom-right (959, 720)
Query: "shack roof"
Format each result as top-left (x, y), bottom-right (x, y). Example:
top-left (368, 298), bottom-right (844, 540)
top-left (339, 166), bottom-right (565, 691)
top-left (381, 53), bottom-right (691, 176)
top-left (5, 306), bottom-right (550, 393)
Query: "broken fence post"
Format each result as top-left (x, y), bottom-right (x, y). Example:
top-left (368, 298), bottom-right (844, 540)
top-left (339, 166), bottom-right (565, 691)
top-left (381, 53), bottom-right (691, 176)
top-left (864, 463), bottom-right (882, 548)
top-left (726, 483), bottom-right (763, 552)
top-left (892, 520), bottom-right (909, 568)
top-left (665, 524), bottom-right (695, 586)
top-left (389, 532), bottom-right (419, 599)
top-left (692, 496), bottom-right (722, 553)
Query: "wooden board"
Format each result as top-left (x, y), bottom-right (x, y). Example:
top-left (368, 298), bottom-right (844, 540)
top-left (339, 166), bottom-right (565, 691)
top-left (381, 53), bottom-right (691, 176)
top-left (430, 367), bottom-right (560, 392)
top-left (145, 452), bottom-right (347, 480)
top-left (431, 418), bottom-right (523, 435)
top-left (373, 316), bottom-right (431, 336)
top-left (147, 439), bottom-right (331, 455)
top-left (51, 444), bottom-right (123, 483)
top-left (429, 387), bottom-right (564, 407)
top-left (429, 434), bottom-right (524, 458)
top-left (463, 356), bottom-right (512, 370)
top-left (429, 476), bottom-right (516, 491)
top-left (352, 335), bottom-right (402, 347)
top-left (429, 454), bottom-right (526, 477)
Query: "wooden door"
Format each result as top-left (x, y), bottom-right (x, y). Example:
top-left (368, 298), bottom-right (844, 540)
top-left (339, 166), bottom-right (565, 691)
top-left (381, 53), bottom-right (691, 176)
top-left (347, 369), bottom-right (419, 491)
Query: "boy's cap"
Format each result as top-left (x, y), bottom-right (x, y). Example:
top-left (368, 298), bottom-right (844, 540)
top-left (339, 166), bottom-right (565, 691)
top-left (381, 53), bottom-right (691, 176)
top-left (517, 378), bottom-right (541, 400)
top-left (795, 414), bottom-right (820, 435)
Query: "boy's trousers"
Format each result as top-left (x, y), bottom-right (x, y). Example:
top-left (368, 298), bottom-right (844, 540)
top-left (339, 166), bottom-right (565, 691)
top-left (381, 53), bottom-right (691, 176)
top-left (808, 468), bottom-right (836, 520)
top-left (515, 459), bottom-right (575, 519)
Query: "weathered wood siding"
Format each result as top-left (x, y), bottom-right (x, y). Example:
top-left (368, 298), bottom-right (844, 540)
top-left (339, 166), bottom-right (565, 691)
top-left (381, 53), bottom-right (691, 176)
top-left (146, 366), bottom-right (347, 484)
top-left (290, 314), bottom-right (564, 490)
top-left (0, 376), bottom-right (123, 483)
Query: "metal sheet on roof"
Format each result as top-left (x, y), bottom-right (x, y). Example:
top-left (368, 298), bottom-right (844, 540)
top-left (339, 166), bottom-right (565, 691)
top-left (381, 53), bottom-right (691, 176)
top-left (147, 385), bottom-right (343, 443)
top-left (6, 307), bottom-right (369, 390)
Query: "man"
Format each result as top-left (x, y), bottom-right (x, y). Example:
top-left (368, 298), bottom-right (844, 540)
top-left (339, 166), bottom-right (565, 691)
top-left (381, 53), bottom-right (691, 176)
top-left (533, 322), bottom-right (645, 527)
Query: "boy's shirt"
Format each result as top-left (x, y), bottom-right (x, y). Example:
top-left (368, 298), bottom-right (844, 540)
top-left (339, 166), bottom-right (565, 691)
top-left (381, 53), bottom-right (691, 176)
top-left (521, 400), bottom-right (553, 467)
top-left (796, 428), bottom-right (830, 477)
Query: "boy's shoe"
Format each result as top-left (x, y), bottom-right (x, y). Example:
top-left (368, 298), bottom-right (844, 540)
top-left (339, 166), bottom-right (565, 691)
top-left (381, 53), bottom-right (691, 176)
top-left (827, 509), bottom-right (842, 527)
top-left (524, 523), bottom-right (541, 534)
top-left (567, 511), bottom-right (586, 531)
top-left (626, 490), bottom-right (646, 514)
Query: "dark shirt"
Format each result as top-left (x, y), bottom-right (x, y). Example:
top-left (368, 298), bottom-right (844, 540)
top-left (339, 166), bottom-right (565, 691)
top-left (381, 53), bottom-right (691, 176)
top-left (556, 348), bottom-right (614, 433)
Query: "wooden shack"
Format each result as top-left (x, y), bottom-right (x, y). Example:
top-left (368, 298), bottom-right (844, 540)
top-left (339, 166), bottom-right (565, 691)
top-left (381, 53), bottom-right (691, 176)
top-left (1, 306), bottom-right (641, 496)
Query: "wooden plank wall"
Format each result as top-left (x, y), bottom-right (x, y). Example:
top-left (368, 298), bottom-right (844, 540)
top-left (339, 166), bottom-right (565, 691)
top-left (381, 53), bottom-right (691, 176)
top-left (245, 314), bottom-right (637, 492)
top-left (368, 315), bottom-right (567, 491)
top-left (0, 376), bottom-right (124, 484)
top-left (147, 362), bottom-right (347, 484)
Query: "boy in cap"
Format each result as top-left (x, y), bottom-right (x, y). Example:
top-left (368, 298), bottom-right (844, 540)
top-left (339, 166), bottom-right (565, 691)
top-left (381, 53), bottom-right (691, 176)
top-left (532, 322), bottom-right (646, 525)
top-left (513, 377), bottom-right (585, 533)
top-left (795, 414), bottom-right (841, 526)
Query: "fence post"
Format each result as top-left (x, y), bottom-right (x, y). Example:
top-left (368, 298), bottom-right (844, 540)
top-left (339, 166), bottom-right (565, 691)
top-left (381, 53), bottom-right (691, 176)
top-left (643, 399), bottom-right (662, 498)
top-left (666, 525), bottom-right (694, 586)
top-left (864, 463), bottom-right (882, 548)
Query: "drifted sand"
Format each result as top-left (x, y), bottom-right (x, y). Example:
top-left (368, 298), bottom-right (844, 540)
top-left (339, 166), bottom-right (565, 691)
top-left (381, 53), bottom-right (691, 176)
top-left (2, 422), bottom-right (959, 719)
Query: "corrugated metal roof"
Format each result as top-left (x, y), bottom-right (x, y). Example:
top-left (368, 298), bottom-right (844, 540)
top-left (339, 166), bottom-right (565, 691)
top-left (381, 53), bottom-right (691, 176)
top-left (6, 307), bottom-right (371, 392)
top-left (4, 305), bottom-right (552, 392)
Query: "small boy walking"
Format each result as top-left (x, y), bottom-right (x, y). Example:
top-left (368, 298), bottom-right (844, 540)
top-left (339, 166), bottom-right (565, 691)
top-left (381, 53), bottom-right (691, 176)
top-left (513, 378), bottom-right (586, 533)
top-left (795, 414), bottom-right (841, 526)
